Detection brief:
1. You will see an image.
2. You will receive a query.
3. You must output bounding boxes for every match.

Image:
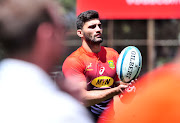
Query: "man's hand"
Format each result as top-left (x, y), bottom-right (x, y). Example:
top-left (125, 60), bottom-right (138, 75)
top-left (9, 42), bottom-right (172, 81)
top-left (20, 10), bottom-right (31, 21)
top-left (118, 79), bottom-right (138, 104)
top-left (116, 84), bottom-right (129, 94)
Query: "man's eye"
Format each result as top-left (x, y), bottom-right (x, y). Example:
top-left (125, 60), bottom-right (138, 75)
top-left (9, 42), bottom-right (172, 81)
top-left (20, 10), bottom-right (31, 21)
top-left (89, 25), bottom-right (96, 29)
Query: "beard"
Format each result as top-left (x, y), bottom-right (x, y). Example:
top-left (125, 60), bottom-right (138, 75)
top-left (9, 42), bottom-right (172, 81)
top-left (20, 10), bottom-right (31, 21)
top-left (84, 32), bottom-right (103, 44)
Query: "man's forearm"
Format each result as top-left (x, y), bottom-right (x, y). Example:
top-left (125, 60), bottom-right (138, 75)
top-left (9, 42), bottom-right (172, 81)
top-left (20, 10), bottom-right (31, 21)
top-left (82, 86), bottom-right (122, 107)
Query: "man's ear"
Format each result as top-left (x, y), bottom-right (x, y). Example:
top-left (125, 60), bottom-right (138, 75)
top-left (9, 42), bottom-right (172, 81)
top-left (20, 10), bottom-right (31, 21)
top-left (77, 29), bottom-right (83, 38)
top-left (36, 22), bottom-right (54, 42)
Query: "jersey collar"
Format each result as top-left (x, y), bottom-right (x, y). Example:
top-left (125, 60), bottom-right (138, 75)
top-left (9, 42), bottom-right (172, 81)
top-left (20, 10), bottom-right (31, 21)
top-left (80, 46), bottom-right (103, 58)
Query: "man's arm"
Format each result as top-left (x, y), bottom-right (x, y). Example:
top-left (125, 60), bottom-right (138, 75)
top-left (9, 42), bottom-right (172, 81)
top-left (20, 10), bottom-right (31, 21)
top-left (80, 81), bottom-right (128, 107)
top-left (62, 56), bottom-right (129, 106)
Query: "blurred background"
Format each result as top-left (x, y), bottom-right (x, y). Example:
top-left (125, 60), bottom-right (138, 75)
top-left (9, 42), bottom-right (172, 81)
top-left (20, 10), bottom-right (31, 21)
top-left (1, 0), bottom-right (180, 77)
top-left (60, 0), bottom-right (180, 76)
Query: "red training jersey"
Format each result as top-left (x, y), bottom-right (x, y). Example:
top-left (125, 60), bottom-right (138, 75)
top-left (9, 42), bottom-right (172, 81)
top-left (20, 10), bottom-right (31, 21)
top-left (62, 46), bottom-right (120, 90)
top-left (62, 46), bottom-right (120, 120)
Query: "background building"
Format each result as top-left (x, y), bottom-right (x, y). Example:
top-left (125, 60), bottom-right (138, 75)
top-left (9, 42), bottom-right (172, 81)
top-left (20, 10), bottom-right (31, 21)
top-left (0, 0), bottom-right (180, 77)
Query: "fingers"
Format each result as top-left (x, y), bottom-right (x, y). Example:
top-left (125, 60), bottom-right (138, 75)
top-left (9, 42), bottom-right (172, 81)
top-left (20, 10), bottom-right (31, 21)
top-left (116, 79), bottom-right (138, 95)
top-left (118, 84), bottom-right (128, 93)
top-left (129, 79), bottom-right (138, 85)
top-left (119, 84), bottom-right (129, 88)
top-left (119, 88), bottom-right (124, 93)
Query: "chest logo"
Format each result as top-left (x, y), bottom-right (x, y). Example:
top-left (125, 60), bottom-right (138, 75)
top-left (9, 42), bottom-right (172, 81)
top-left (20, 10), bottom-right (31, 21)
top-left (99, 67), bottom-right (105, 75)
top-left (85, 63), bottom-right (93, 71)
top-left (108, 60), bottom-right (115, 69)
top-left (91, 76), bottom-right (114, 88)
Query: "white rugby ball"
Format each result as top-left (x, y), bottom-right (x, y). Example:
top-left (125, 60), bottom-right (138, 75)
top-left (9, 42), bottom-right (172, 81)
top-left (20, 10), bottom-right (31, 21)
top-left (116, 46), bottom-right (142, 83)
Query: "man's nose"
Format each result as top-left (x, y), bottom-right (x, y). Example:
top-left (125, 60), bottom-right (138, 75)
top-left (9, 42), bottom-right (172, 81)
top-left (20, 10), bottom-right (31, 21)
top-left (95, 25), bottom-right (101, 32)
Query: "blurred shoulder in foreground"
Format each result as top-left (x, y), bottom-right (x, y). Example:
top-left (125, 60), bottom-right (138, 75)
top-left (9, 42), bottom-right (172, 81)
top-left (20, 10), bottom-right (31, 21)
top-left (98, 50), bottom-right (180, 123)
top-left (0, 0), bottom-right (93, 123)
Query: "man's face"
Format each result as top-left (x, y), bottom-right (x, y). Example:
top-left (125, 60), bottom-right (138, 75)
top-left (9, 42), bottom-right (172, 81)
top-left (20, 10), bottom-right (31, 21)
top-left (82, 19), bottom-right (103, 43)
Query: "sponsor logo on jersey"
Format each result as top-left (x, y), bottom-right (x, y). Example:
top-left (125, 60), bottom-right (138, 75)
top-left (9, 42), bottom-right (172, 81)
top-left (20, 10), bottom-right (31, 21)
top-left (99, 67), bottom-right (105, 75)
top-left (91, 76), bottom-right (114, 88)
top-left (85, 63), bottom-right (93, 71)
top-left (108, 60), bottom-right (115, 69)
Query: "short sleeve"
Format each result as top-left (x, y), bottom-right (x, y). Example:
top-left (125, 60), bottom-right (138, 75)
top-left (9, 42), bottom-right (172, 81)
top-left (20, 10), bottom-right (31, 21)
top-left (62, 56), bottom-right (86, 83)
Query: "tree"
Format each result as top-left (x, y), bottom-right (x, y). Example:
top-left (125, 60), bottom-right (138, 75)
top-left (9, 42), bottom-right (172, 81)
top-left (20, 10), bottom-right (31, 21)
top-left (58, 0), bottom-right (76, 13)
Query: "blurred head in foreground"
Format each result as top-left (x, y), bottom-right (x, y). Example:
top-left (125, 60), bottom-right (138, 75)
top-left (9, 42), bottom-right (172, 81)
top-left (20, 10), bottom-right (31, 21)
top-left (0, 0), bottom-right (65, 72)
top-left (0, 1), bottom-right (94, 123)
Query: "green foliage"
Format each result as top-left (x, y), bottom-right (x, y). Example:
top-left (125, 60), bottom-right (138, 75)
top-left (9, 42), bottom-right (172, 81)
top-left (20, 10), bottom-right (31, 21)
top-left (58, 0), bottom-right (76, 13)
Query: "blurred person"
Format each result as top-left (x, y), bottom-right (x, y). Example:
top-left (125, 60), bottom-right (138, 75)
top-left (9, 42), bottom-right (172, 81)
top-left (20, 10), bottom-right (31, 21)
top-left (98, 49), bottom-right (180, 123)
top-left (62, 10), bottom-right (134, 122)
top-left (0, 0), bottom-right (93, 123)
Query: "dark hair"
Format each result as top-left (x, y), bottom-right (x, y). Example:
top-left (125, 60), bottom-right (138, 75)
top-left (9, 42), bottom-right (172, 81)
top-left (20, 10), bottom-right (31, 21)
top-left (76, 10), bottom-right (99, 30)
top-left (0, 7), bottom-right (53, 56)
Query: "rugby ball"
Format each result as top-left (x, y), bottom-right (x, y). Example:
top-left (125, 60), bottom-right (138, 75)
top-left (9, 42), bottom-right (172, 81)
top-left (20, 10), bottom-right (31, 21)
top-left (116, 46), bottom-right (142, 83)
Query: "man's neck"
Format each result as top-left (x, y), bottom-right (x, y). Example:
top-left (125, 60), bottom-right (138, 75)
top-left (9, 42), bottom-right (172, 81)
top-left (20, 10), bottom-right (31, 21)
top-left (82, 40), bottom-right (101, 53)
